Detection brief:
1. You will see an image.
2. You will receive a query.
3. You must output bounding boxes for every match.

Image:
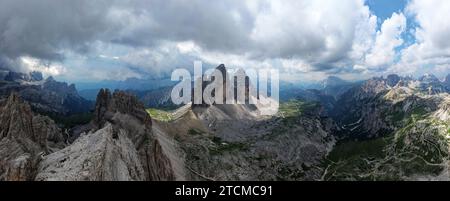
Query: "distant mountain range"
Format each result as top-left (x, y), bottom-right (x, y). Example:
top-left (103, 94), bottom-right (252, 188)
top-left (0, 71), bottom-right (92, 116)
top-left (76, 77), bottom-right (176, 91)
top-left (324, 73), bottom-right (450, 180)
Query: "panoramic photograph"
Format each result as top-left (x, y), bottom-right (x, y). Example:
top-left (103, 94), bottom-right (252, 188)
top-left (1, 0), bottom-right (450, 192)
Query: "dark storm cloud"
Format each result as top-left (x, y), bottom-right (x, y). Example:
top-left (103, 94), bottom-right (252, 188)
top-left (0, 0), bottom-right (256, 71)
top-left (0, 0), bottom-right (388, 79)
top-left (0, 0), bottom-right (118, 63)
top-left (111, 0), bottom-right (255, 54)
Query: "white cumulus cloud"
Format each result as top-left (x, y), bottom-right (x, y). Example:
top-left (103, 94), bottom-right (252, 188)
top-left (365, 12), bottom-right (406, 68)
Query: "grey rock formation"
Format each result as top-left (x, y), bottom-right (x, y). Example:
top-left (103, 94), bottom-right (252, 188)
top-left (386, 74), bottom-right (400, 87)
top-left (36, 89), bottom-right (181, 181)
top-left (161, 100), bottom-right (336, 181)
top-left (92, 89), bottom-right (152, 129)
top-left (0, 71), bottom-right (92, 115)
top-left (36, 123), bottom-right (146, 181)
top-left (93, 89), bottom-right (178, 180)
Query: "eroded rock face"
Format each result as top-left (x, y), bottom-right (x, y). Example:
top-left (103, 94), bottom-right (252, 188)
top-left (387, 74), bottom-right (401, 87)
top-left (0, 93), bottom-right (63, 180)
top-left (192, 64), bottom-right (254, 108)
top-left (93, 89), bottom-right (151, 129)
top-left (141, 138), bottom-right (176, 181)
top-left (94, 89), bottom-right (175, 181)
top-left (0, 72), bottom-right (92, 115)
top-left (36, 89), bottom-right (179, 181)
top-left (36, 123), bottom-right (146, 181)
top-left (172, 101), bottom-right (336, 181)
top-left (331, 74), bottom-right (450, 139)
top-left (0, 94), bottom-right (43, 147)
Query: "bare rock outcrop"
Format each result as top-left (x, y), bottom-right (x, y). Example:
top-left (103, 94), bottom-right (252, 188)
top-left (93, 89), bottom-right (151, 129)
top-left (36, 123), bottom-right (146, 181)
top-left (0, 93), bottom-right (63, 180)
top-left (93, 89), bottom-right (180, 180)
top-left (36, 89), bottom-right (180, 181)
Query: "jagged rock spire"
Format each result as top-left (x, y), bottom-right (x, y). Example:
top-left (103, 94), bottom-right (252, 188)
top-left (0, 93), bottom-right (41, 146)
top-left (0, 92), bottom-right (63, 181)
top-left (92, 89), bottom-right (151, 128)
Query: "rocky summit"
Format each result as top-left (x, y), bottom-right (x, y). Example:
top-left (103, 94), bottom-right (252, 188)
top-left (36, 89), bottom-right (181, 181)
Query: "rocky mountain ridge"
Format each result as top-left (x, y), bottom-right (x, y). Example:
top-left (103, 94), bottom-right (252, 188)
top-left (0, 71), bottom-right (92, 115)
top-left (36, 89), bottom-right (183, 181)
top-left (0, 93), bottom-right (64, 181)
top-left (324, 73), bottom-right (450, 180)
top-left (0, 87), bottom-right (186, 181)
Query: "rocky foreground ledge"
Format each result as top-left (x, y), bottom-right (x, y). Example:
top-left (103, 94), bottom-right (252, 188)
top-left (0, 89), bottom-right (180, 181)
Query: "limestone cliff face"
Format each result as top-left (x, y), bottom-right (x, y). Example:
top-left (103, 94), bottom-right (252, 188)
top-left (141, 137), bottom-right (176, 180)
top-left (93, 89), bottom-right (152, 129)
top-left (36, 123), bottom-right (146, 181)
top-left (92, 89), bottom-right (175, 180)
top-left (36, 89), bottom-right (181, 181)
top-left (0, 94), bottom-right (45, 148)
top-left (0, 93), bottom-right (63, 181)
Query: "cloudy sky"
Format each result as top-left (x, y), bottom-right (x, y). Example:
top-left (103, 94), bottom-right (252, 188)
top-left (0, 0), bottom-right (449, 82)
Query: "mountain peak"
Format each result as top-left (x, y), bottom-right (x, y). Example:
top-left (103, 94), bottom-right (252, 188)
top-left (29, 71), bottom-right (43, 81)
top-left (4, 71), bottom-right (43, 82)
top-left (217, 64), bottom-right (226, 69)
top-left (386, 74), bottom-right (400, 87)
top-left (322, 76), bottom-right (348, 88)
top-left (325, 76), bottom-right (344, 81)
top-left (93, 89), bottom-right (151, 128)
top-left (419, 73), bottom-right (439, 82)
top-left (215, 64), bottom-right (227, 76)
top-left (45, 76), bottom-right (55, 82)
top-left (0, 92), bottom-right (65, 180)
